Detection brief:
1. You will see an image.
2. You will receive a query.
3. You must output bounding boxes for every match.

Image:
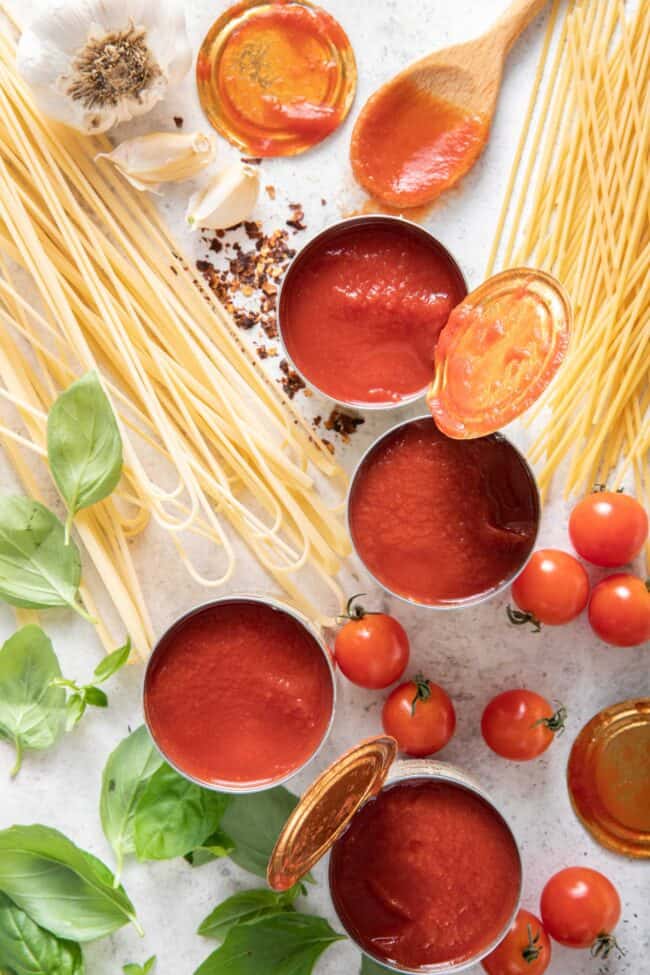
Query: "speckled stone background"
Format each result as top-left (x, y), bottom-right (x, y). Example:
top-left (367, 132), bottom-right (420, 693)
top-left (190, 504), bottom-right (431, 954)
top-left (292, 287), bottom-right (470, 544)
top-left (1, 1), bottom-right (648, 973)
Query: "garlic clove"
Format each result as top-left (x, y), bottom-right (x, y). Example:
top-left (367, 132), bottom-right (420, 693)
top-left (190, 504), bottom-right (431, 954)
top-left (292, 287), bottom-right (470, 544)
top-left (97, 132), bottom-right (217, 191)
top-left (186, 163), bottom-right (261, 231)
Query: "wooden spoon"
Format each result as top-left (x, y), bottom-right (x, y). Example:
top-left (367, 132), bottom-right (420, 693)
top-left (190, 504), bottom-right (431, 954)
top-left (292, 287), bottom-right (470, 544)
top-left (350, 0), bottom-right (550, 208)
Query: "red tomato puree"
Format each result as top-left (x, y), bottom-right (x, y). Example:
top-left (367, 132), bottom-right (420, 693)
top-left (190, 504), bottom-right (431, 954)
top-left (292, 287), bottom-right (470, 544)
top-left (330, 779), bottom-right (521, 969)
top-left (348, 418), bottom-right (539, 604)
top-left (351, 79), bottom-right (488, 208)
top-left (280, 223), bottom-right (466, 404)
top-left (144, 600), bottom-right (333, 786)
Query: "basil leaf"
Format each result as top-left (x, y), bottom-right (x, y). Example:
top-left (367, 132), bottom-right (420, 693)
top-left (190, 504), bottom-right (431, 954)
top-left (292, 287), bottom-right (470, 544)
top-left (0, 825), bottom-right (140, 942)
top-left (93, 637), bottom-right (131, 684)
top-left (123, 956), bottom-right (156, 975)
top-left (82, 687), bottom-right (108, 709)
top-left (0, 625), bottom-right (66, 777)
top-left (0, 497), bottom-right (89, 619)
top-left (361, 958), bottom-right (392, 974)
top-left (0, 891), bottom-right (83, 975)
top-left (219, 787), bottom-right (299, 879)
top-left (47, 372), bottom-right (123, 542)
top-left (198, 888), bottom-right (299, 941)
top-left (185, 828), bottom-right (234, 868)
top-left (100, 726), bottom-right (163, 881)
top-left (194, 914), bottom-right (345, 975)
top-left (134, 764), bottom-right (229, 861)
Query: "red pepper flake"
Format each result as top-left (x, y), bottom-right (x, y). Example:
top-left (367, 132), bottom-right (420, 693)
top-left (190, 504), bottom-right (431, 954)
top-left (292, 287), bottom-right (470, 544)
top-left (324, 408), bottom-right (365, 442)
top-left (256, 345), bottom-right (269, 359)
top-left (242, 157), bottom-right (262, 165)
top-left (286, 203), bottom-right (306, 231)
top-left (173, 116), bottom-right (184, 128)
top-left (266, 185), bottom-right (276, 200)
top-left (279, 358), bottom-right (305, 399)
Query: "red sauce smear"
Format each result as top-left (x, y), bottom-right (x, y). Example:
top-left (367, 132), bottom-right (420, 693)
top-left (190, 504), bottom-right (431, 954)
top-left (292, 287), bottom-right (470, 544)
top-left (351, 79), bottom-right (488, 207)
top-left (330, 779), bottom-right (521, 969)
top-left (210, 2), bottom-right (352, 155)
top-left (281, 223), bottom-right (466, 404)
top-left (144, 601), bottom-right (333, 786)
top-left (348, 418), bottom-right (539, 604)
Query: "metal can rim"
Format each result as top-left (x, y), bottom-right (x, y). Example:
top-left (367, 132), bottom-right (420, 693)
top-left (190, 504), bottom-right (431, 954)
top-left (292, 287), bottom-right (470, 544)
top-left (276, 214), bottom-right (468, 412)
top-left (142, 593), bottom-right (337, 794)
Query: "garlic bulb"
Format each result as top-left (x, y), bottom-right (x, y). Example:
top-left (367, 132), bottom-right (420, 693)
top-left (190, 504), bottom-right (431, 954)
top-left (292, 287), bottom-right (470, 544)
top-left (97, 132), bottom-right (217, 192)
top-left (17, 0), bottom-right (192, 133)
top-left (187, 164), bottom-right (261, 231)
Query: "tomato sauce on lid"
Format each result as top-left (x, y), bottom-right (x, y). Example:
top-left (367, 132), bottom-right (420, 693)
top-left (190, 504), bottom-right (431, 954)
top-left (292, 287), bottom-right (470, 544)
top-left (144, 599), bottom-right (334, 788)
top-left (280, 219), bottom-right (466, 406)
top-left (329, 778), bottom-right (522, 969)
top-left (348, 417), bottom-right (539, 606)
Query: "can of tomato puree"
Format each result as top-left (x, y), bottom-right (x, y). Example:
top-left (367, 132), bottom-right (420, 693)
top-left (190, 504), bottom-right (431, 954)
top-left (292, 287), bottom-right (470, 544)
top-left (142, 595), bottom-right (336, 794)
top-left (268, 737), bottom-right (523, 974)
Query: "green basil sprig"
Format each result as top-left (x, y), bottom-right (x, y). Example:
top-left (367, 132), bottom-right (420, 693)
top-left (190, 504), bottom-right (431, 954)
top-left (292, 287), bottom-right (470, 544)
top-left (123, 956), bottom-right (156, 975)
top-left (51, 637), bottom-right (131, 731)
top-left (47, 371), bottom-right (123, 543)
top-left (0, 825), bottom-right (141, 942)
top-left (0, 497), bottom-right (91, 620)
top-left (0, 625), bottom-right (66, 777)
top-left (198, 887), bottom-right (302, 942)
top-left (0, 891), bottom-right (84, 975)
top-left (100, 725), bottom-right (164, 883)
top-left (194, 913), bottom-right (345, 975)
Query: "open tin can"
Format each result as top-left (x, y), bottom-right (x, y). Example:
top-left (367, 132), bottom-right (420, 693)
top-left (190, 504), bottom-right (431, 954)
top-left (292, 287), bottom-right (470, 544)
top-left (143, 595), bottom-right (336, 794)
top-left (277, 215), bottom-right (468, 411)
top-left (268, 736), bottom-right (522, 973)
top-left (345, 268), bottom-right (572, 610)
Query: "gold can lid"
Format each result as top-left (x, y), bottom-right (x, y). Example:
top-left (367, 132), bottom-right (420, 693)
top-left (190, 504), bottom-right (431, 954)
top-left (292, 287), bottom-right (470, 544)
top-left (567, 699), bottom-right (650, 858)
top-left (427, 268), bottom-right (572, 439)
top-left (267, 735), bottom-right (397, 890)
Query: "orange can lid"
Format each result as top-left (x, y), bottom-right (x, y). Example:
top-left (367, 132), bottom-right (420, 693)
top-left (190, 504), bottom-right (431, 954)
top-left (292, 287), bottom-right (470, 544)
top-left (427, 268), bottom-right (572, 439)
top-left (567, 698), bottom-right (650, 858)
top-left (267, 736), bottom-right (397, 890)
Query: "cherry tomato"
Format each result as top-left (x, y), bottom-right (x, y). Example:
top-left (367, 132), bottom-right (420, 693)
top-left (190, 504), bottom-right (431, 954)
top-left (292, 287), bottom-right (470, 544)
top-left (540, 867), bottom-right (622, 957)
top-left (481, 909), bottom-right (551, 975)
top-left (569, 490), bottom-right (648, 567)
top-left (382, 675), bottom-right (455, 757)
top-left (334, 594), bottom-right (409, 689)
top-left (481, 689), bottom-right (566, 761)
top-left (588, 574), bottom-right (650, 647)
top-left (510, 549), bottom-right (589, 628)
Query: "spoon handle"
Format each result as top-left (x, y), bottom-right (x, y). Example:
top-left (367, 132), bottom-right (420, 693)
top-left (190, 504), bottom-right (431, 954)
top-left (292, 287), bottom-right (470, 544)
top-left (492, 0), bottom-right (550, 55)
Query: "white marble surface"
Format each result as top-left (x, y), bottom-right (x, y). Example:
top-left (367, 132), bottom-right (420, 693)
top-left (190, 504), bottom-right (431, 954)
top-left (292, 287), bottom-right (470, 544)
top-left (1, 1), bottom-right (648, 974)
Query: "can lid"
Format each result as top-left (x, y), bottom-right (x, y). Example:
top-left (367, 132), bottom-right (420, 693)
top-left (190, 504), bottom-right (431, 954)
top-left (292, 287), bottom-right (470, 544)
top-left (427, 268), bottom-right (572, 439)
top-left (567, 698), bottom-right (650, 858)
top-left (267, 735), bottom-right (397, 890)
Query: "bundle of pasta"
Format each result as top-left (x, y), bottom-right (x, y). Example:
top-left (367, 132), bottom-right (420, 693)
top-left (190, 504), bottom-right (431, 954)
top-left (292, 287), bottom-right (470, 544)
top-left (0, 13), bottom-right (350, 655)
top-left (487, 0), bottom-right (649, 543)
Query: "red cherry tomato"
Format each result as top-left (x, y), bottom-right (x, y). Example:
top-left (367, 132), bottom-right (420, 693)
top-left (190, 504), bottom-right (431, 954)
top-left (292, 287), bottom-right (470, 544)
top-left (382, 675), bottom-right (455, 757)
top-left (481, 909), bottom-right (551, 975)
top-left (510, 549), bottom-right (589, 628)
top-left (569, 490), bottom-right (648, 567)
top-left (334, 594), bottom-right (409, 689)
top-left (588, 574), bottom-right (650, 647)
top-left (540, 867), bottom-right (622, 957)
top-left (481, 689), bottom-right (566, 761)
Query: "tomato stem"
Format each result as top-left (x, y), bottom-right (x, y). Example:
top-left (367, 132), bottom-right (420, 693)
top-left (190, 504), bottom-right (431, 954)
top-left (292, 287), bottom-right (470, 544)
top-left (411, 673), bottom-right (431, 716)
top-left (338, 593), bottom-right (381, 622)
top-left (533, 703), bottom-right (567, 736)
top-left (522, 923), bottom-right (543, 963)
top-left (506, 605), bottom-right (541, 633)
top-left (591, 933), bottom-right (625, 960)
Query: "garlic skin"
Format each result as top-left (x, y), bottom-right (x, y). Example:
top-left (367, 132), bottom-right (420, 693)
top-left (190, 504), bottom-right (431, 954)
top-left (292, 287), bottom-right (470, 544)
top-left (187, 164), bottom-right (261, 231)
top-left (97, 132), bottom-right (217, 192)
top-left (17, 0), bottom-right (192, 134)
